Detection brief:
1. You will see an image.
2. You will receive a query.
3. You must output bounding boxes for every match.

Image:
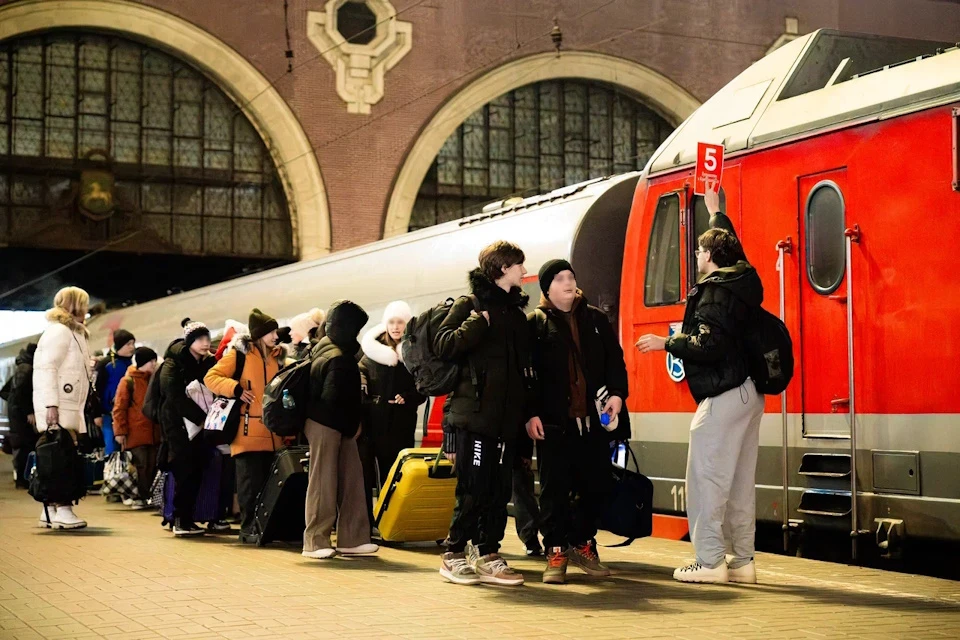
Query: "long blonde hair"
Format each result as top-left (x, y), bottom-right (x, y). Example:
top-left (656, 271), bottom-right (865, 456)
top-left (53, 286), bottom-right (90, 318)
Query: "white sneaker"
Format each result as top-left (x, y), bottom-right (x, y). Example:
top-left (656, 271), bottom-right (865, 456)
top-left (122, 497), bottom-right (134, 506)
top-left (727, 560), bottom-right (757, 584)
top-left (302, 548), bottom-right (337, 559)
top-left (51, 506), bottom-right (87, 530)
top-left (129, 500), bottom-right (148, 510)
top-left (337, 543), bottom-right (378, 556)
top-left (673, 561), bottom-right (728, 583)
top-left (38, 507), bottom-right (53, 528)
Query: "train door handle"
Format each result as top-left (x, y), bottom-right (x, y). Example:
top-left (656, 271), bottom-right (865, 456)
top-left (831, 398), bottom-right (850, 413)
top-left (828, 294), bottom-right (848, 303)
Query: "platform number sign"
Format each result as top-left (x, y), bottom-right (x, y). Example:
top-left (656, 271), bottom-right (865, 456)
top-left (666, 322), bottom-right (685, 382)
top-left (694, 142), bottom-right (724, 196)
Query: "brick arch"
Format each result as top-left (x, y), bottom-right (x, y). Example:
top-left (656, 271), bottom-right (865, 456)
top-left (383, 51), bottom-right (701, 237)
top-left (0, 0), bottom-right (330, 259)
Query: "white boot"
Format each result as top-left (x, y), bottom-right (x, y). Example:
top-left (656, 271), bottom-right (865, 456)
top-left (38, 506), bottom-right (53, 528)
top-left (51, 506), bottom-right (87, 530)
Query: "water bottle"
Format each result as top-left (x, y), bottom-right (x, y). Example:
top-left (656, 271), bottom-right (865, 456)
top-left (599, 412), bottom-right (611, 427)
top-left (281, 388), bottom-right (295, 410)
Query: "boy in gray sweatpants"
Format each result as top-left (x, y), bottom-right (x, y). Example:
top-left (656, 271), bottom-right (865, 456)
top-left (637, 187), bottom-right (765, 584)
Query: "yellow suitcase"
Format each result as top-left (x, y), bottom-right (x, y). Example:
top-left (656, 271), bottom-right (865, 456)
top-left (374, 448), bottom-right (456, 543)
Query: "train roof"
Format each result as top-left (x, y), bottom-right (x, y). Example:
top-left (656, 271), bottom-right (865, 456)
top-left (648, 29), bottom-right (960, 175)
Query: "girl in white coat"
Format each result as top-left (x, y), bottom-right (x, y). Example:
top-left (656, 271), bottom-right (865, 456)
top-left (32, 286), bottom-right (92, 530)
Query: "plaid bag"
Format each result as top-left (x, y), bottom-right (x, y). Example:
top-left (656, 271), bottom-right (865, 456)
top-left (148, 470), bottom-right (165, 508)
top-left (101, 451), bottom-right (140, 500)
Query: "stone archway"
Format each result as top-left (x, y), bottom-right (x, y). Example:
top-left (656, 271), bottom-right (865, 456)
top-left (384, 51), bottom-right (700, 237)
top-left (0, 0), bottom-right (331, 259)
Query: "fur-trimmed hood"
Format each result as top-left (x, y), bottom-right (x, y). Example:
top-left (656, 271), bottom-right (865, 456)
top-left (227, 331), bottom-right (284, 359)
top-left (468, 268), bottom-right (529, 310)
top-left (361, 324), bottom-right (402, 367)
top-left (45, 306), bottom-right (89, 337)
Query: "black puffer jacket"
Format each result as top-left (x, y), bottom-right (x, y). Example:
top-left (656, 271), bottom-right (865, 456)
top-left (159, 339), bottom-right (216, 461)
top-left (359, 328), bottom-right (426, 442)
top-left (528, 293), bottom-right (629, 440)
top-left (6, 344), bottom-right (36, 441)
top-left (666, 261), bottom-right (763, 403)
top-left (307, 301), bottom-right (368, 437)
top-left (434, 268), bottom-right (531, 443)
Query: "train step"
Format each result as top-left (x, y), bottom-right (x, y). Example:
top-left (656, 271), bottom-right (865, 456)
top-left (797, 489), bottom-right (852, 517)
top-left (798, 453), bottom-right (851, 478)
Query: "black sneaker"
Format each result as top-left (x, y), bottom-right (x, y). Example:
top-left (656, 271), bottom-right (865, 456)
top-left (173, 519), bottom-right (205, 537)
top-left (525, 542), bottom-right (544, 557)
top-left (207, 520), bottom-right (232, 533)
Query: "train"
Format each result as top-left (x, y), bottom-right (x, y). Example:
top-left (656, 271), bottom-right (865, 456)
top-left (2, 29), bottom-right (958, 555)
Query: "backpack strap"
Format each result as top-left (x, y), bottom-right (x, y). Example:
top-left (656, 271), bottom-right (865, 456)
top-left (233, 350), bottom-right (246, 382)
top-left (126, 377), bottom-right (135, 406)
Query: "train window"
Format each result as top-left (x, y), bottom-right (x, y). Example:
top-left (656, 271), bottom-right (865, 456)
top-left (805, 182), bottom-right (846, 294)
top-left (644, 194), bottom-right (681, 306)
top-left (690, 189), bottom-right (726, 285)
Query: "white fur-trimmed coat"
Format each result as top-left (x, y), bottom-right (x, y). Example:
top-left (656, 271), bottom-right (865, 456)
top-left (32, 308), bottom-right (92, 433)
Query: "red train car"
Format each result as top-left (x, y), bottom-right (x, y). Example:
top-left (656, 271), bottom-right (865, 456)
top-left (621, 30), bottom-right (960, 552)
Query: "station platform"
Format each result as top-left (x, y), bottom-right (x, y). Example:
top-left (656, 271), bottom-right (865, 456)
top-left (1, 459), bottom-right (959, 640)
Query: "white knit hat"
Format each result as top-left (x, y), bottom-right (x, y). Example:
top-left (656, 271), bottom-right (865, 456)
top-left (290, 308), bottom-right (325, 342)
top-left (382, 300), bottom-right (413, 325)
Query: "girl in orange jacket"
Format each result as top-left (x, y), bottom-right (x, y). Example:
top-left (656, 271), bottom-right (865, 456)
top-left (112, 347), bottom-right (160, 509)
top-left (204, 308), bottom-right (284, 543)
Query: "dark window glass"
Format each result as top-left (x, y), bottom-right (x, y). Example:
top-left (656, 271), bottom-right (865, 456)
top-left (411, 80), bottom-right (673, 230)
top-left (644, 194), bottom-right (681, 306)
top-left (337, 1), bottom-right (378, 45)
top-left (806, 182), bottom-right (845, 293)
top-left (0, 32), bottom-right (291, 258)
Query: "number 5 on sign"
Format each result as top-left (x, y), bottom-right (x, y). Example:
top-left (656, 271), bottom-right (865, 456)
top-left (694, 142), bottom-right (724, 196)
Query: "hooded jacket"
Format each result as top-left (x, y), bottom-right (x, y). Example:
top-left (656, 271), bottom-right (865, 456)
top-left (159, 339), bottom-right (216, 461)
top-left (666, 261), bottom-right (764, 403)
top-left (204, 332), bottom-right (285, 455)
top-left (359, 325), bottom-right (426, 442)
top-left (307, 301), bottom-right (368, 437)
top-left (6, 344), bottom-right (36, 425)
top-left (433, 268), bottom-right (531, 442)
top-left (112, 365), bottom-right (159, 450)
top-left (528, 291), bottom-right (629, 438)
top-left (33, 307), bottom-right (91, 433)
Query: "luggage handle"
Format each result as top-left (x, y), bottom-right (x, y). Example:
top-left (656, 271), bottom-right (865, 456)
top-left (428, 450), bottom-right (454, 479)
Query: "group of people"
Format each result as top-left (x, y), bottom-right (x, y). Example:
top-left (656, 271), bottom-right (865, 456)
top-left (8, 191), bottom-right (767, 586)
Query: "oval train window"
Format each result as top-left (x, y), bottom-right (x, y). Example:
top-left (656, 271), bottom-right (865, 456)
top-left (805, 182), bottom-right (845, 294)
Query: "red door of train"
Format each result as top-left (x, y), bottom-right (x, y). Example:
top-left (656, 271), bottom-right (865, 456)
top-left (797, 169), bottom-right (855, 437)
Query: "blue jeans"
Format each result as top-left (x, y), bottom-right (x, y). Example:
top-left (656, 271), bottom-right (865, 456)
top-left (102, 413), bottom-right (119, 456)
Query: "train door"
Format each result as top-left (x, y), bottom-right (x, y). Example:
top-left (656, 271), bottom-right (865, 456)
top-left (798, 170), bottom-right (854, 437)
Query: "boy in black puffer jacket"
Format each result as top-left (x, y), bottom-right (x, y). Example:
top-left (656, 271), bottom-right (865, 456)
top-left (434, 241), bottom-right (531, 587)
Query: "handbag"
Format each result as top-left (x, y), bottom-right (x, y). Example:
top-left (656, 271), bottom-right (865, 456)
top-left (600, 442), bottom-right (654, 546)
top-left (101, 450), bottom-right (140, 500)
top-left (148, 470), bottom-right (165, 508)
top-left (29, 424), bottom-right (87, 506)
top-left (201, 351), bottom-right (246, 446)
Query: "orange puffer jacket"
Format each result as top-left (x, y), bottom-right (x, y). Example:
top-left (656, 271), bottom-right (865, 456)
top-left (204, 333), bottom-right (284, 455)
top-left (112, 365), bottom-right (159, 449)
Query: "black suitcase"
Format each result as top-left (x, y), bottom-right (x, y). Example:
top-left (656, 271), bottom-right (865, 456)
top-left (253, 446), bottom-right (310, 547)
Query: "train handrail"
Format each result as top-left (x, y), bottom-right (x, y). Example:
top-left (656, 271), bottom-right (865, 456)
top-left (776, 236), bottom-right (793, 552)
top-left (845, 224), bottom-right (862, 560)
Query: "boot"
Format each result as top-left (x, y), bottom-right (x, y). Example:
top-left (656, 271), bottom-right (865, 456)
top-left (51, 506), bottom-right (87, 530)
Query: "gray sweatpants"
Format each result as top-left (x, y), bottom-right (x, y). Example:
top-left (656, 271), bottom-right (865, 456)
top-left (686, 378), bottom-right (765, 569)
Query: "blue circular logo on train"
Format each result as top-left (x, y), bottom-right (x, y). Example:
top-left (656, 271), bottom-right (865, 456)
top-left (666, 323), bottom-right (685, 382)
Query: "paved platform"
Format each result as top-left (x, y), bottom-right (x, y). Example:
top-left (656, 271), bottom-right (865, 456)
top-left (1, 457), bottom-right (959, 640)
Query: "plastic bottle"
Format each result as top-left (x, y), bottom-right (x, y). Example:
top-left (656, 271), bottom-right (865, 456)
top-left (599, 412), bottom-right (611, 427)
top-left (281, 388), bottom-right (295, 410)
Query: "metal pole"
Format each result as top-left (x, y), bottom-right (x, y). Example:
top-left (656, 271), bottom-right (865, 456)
top-left (776, 238), bottom-right (792, 552)
top-left (844, 225), bottom-right (860, 561)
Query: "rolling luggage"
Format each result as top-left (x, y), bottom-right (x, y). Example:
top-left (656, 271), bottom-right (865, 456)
top-left (162, 448), bottom-right (222, 525)
top-left (374, 448), bottom-right (456, 543)
top-left (253, 445), bottom-right (310, 547)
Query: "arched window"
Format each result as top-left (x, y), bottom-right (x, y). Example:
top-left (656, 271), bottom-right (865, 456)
top-left (0, 31), bottom-right (292, 258)
top-left (410, 79), bottom-right (672, 230)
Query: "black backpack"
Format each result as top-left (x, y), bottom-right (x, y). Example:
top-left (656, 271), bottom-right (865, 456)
top-left (401, 296), bottom-right (477, 397)
top-left (744, 307), bottom-right (794, 395)
top-left (29, 425), bottom-right (86, 507)
top-left (263, 357), bottom-right (313, 436)
top-left (141, 361), bottom-right (165, 424)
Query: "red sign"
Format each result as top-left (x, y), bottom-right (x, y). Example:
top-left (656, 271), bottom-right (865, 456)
top-left (694, 142), bottom-right (724, 195)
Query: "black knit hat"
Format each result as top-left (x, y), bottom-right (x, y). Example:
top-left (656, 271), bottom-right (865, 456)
top-left (249, 308), bottom-right (279, 342)
top-left (276, 326), bottom-right (293, 345)
top-left (538, 259), bottom-right (576, 295)
top-left (113, 329), bottom-right (136, 352)
top-left (181, 317), bottom-right (210, 350)
top-left (134, 346), bottom-right (158, 369)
